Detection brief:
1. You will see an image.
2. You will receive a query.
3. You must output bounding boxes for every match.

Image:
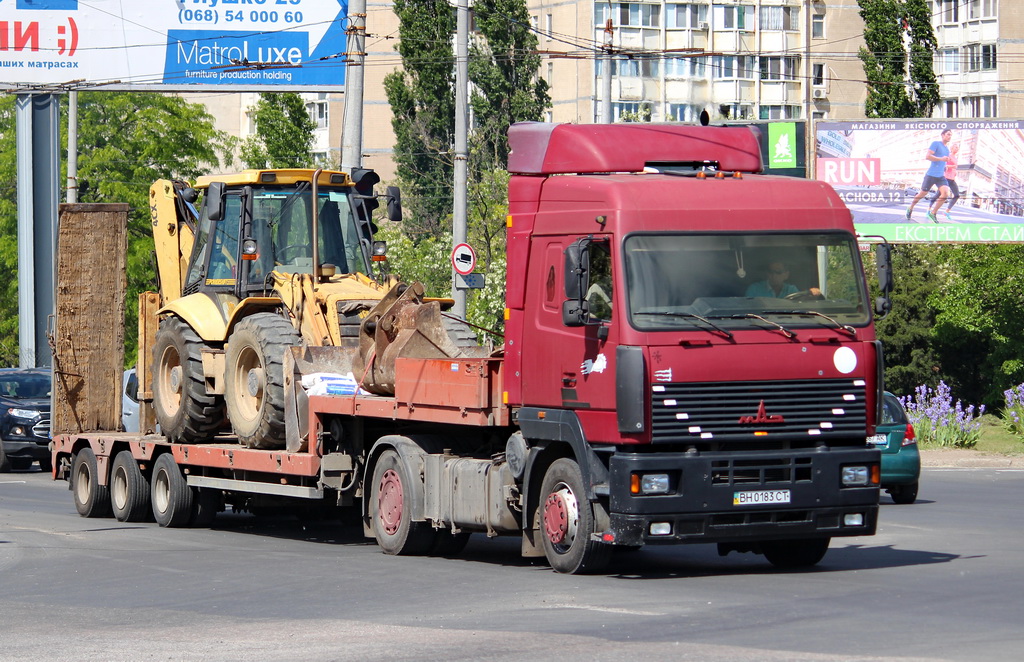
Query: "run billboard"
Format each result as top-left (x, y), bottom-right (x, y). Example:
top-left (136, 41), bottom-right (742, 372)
top-left (816, 120), bottom-right (1024, 243)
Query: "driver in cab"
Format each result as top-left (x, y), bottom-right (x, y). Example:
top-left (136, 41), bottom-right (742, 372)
top-left (745, 261), bottom-right (820, 298)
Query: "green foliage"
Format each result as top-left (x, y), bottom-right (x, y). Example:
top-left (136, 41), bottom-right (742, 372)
top-left (930, 245), bottom-right (1024, 408)
top-left (874, 244), bottom-right (944, 396)
top-left (857, 0), bottom-right (939, 118)
top-left (0, 92), bottom-right (231, 367)
top-left (384, 0), bottom-right (457, 232)
top-left (1001, 384), bottom-right (1024, 436)
top-left (240, 93), bottom-right (315, 168)
top-left (468, 0), bottom-right (549, 169)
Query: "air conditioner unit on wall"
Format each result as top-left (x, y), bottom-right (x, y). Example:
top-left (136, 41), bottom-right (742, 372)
top-left (813, 88), bottom-right (826, 99)
top-left (698, 21), bottom-right (709, 30)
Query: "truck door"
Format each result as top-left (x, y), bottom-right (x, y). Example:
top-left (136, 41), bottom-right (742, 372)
top-left (520, 237), bottom-right (618, 414)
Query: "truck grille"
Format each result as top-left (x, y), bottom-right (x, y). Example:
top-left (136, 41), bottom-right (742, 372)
top-left (651, 378), bottom-right (866, 449)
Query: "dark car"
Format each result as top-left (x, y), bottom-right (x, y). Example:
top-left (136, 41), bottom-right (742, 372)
top-left (0, 368), bottom-right (52, 472)
top-left (869, 391), bottom-right (921, 504)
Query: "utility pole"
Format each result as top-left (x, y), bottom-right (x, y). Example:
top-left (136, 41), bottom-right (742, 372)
top-left (67, 90), bottom-right (78, 204)
top-left (341, 0), bottom-right (367, 171)
top-left (451, 0), bottom-right (469, 318)
top-left (601, 19), bottom-right (613, 123)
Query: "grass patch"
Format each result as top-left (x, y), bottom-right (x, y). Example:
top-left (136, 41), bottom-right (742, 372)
top-left (971, 415), bottom-right (1024, 455)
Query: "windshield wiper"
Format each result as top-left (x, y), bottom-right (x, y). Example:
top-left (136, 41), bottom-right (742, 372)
top-left (762, 309), bottom-right (857, 338)
top-left (634, 311), bottom-right (734, 340)
top-left (719, 313), bottom-right (797, 340)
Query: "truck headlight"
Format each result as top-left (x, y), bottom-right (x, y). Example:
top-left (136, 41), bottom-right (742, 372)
top-left (842, 465), bottom-right (869, 486)
top-left (631, 473), bottom-right (671, 495)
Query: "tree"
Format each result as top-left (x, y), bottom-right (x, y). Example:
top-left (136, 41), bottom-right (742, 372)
top-left (383, 0), bottom-right (457, 232)
top-left (240, 93), bottom-right (316, 169)
top-left (857, 0), bottom-right (939, 118)
top-left (0, 92), bottom-right (231, 367)
top-left (874, 244), bottom-right (944, 398)
top-left (930, 245), bottom-right (1024, 408)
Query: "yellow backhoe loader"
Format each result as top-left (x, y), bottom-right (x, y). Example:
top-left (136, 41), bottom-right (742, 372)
top-left (146, 168), bottom-right (468, 449)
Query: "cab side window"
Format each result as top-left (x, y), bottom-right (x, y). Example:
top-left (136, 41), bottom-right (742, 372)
top-left (587, 242), bottom-right (613, 320)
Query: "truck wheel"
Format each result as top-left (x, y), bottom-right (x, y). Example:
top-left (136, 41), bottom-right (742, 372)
top-left (72, 448), bottom-right (111, 518)
top-left (369, 449), bottom-right (435, 555)
top-left (539, 458), bottom-right (611, 574)
top-left (762, 537), bottom-right (831, 569)
top-left (38, 454), bottom-right (52, 473)
top-left (153, 317), bottom-right (225, 443)
top-left (110, 450), bottom-right (150, 522)
top-left (889, 481), bottom-right (919, 505)
top-left (224, 313), bottom-right (301, 449)
top-left (431, 530), bottom-right (472, 557)
top-left (151, 453), bottom-right (193, 527)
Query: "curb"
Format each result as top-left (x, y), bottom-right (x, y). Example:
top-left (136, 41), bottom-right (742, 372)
top-left (919, 449), bottom-right (1024, 469)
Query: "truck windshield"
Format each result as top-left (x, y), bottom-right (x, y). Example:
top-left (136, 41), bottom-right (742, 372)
top-left (246, 187), bottom-right (370, 283)
top-left (624, 232), bottom-right (871, 331)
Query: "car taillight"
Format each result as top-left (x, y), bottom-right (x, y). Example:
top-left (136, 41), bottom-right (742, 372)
top-left (902, 423), bottom-right (917, 446)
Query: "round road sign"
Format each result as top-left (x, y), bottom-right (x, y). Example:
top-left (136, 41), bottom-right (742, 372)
top-left (451, 243), bottom-right (476, 276)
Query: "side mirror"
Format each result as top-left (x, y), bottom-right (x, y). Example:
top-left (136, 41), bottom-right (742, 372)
top-left (562, 299), bottom-right (589, 327)
top-left (205, 181), bottom-right (225, 222)
top-left (385, 186), bottom-right (403, 222)
top-left (564, 238), bottom-right (590, 300)
top-left (876, 242), bottom-right (893, 293)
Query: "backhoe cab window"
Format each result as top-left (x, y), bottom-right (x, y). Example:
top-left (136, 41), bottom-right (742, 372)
top-left (624, 232), bottom-right (870, 331)
top-left (249, 188), bottom-right (369, 282)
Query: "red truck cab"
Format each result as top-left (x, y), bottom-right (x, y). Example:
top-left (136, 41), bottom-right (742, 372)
top-left (503, 123), bottom-right (882, 569)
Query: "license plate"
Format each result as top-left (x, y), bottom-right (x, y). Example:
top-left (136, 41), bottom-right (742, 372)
top-left (733, 489), bottom-right (791, 506)
top-left (867, 434), bottom-right (888, 446)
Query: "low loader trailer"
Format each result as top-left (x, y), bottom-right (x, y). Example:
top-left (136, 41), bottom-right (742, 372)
top-left (52, 123), bottom-right (890, 574)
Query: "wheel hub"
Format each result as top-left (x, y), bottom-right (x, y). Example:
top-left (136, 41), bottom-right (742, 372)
top-left (377, 469), bottom-right (404, 535)
top-left (543, 492), bottom-right (569, 544)
top-left (168, 366), bottom-right (182, 393)
top-left (246, 367), bottom-right (265, 398)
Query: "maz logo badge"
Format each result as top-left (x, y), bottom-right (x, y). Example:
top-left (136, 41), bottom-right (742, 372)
top-left (738, 400), bottom-right (785, 424)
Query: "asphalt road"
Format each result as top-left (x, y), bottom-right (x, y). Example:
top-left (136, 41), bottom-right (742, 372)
top-left (1, 466), bottom-right (1022, 661)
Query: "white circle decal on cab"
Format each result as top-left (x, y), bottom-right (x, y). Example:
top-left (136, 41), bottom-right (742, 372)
top-left (833, 346), bottom-right (857, 374)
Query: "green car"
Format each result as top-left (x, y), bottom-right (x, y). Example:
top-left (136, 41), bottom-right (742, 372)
top-left (869, 392), bottom-right (921, 504)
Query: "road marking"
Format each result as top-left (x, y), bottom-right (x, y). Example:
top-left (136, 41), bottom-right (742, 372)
top-left (542, 604), bottom-right (665, 616)
top-left (0, 480), bottom-right (28, 485)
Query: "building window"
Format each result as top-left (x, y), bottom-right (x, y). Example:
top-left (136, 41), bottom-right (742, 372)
top-left (811, 14), bottom-right (825, 39)
top-left (667, 3), bottom-right (708, 29)
top-left (759, 56), bottom-right (799, 81)
top-left (968, 0), bottom-right (997, 19)
top-left (719, 103), bottom-right (754, 120)
top-left (939, 0), bottom-right (959, 23)
top-left (964, 95), bottom-right (996, 118)
top-left (306, 101), bottom-right (328, 130)
top-left (599, 2), bottom-right (660, 27)
top-left (759, 105), bottom-right (801, 120)
top-left (547, 62), bottom-right (553, 82)
top-left (712, 55), bottom-right (755, 79)
top-left (936, 48), bottom-right (959, 74)
top-left (618, 57), bottom-right (660, 78)
top-left (965, 43), bottom-right (996, 71)
top-left (666, 56), bottom-right (705, 78)
top-left (546, 13), bottom-right (553, 34)
top-left (760, 6), bottom-right (798, 31)
top-left (667, 103), bottom-right (703, 122)
top-left (812, 63), bottom-right (825, 87)
top-left (613, 102), bottom-right (653, 122)
top-left (723, 6), bottom-right (746, 30)
top-left (943, 99), bottom-right (959, 118)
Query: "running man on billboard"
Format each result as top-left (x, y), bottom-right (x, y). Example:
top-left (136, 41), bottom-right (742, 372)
top-left (906, 129), bottom-right (952, 223)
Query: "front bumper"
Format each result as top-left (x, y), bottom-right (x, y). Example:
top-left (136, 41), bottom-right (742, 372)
top-left (1, 437), bottom-right (51, 460)
top-left (602, 448), bottom-right (880, 547)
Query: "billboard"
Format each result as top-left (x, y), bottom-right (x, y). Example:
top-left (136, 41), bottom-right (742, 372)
top-left (816, 120), bottom-right (1024, 243)
top-left (0, 0), bottom-right (347, 90)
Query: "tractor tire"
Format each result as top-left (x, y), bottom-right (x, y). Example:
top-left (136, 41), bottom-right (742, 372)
top-left (224, 313), bottom-right (301, 449)
top-left (152, 317), bottom-right (225, 443)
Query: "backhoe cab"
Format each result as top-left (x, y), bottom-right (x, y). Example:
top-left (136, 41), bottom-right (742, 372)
top-left (148, 168), bottom-right (413, 449)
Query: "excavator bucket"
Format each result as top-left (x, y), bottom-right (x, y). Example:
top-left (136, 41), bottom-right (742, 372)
top-left (357, 282), bottom-right (466, 395)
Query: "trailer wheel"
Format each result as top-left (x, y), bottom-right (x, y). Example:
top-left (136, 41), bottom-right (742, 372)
top-left (761, 537), bottom-right (831, 569)
top-left (369, 450), bottom-right (435, 555)
top-left (151, 453), bottom-right (193, 527)
top-left (72, 448), bottom-right (111, 518)
top-left (110, 451), bottom-right (150, 522)
top-left (225, 313), bottom-right (301, 449)
top-left (153, 317), bottom-right (225, 443)
top-left (539, 458), bottom-right (611, 574)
